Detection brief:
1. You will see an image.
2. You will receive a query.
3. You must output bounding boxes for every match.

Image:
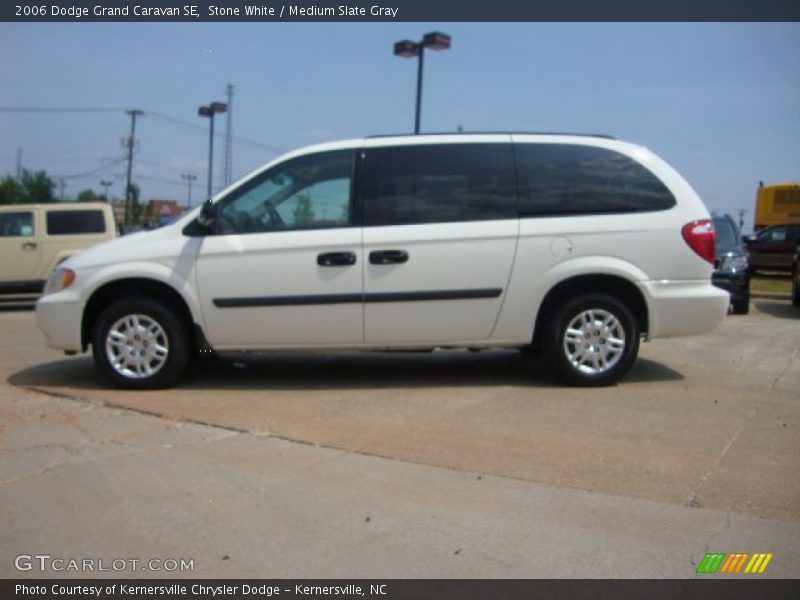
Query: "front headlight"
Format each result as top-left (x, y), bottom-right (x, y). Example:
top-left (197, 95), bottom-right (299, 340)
top-left (719, 255), bottom-right (748, 274)
top-left (43, 268), bottom-right (76, 296)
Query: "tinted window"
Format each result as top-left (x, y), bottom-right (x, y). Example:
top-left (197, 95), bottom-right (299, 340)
top-left (712, 216), bottom-right (738, 247)
top-left (759, 226), bottom-right (787, 242)
top-left (516, 144), bottom-right (676, 217)
top-left (362, 144), bottom-right (516, 226)
top-left (46, 210), bottom-right (106, 235)
top-left (0, 211), bottom-right (34, 237)
top-left (218, 150), bottom-right (352, 235)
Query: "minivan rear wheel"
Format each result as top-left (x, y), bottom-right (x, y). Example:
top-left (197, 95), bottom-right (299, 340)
top-left (92, 297), bottom-right (189, 389)
top-left (544, 294), bottom-right (639, 386)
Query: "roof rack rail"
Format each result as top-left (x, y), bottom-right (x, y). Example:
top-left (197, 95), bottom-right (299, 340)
top-left (367, 131), bottom-right (616, 140)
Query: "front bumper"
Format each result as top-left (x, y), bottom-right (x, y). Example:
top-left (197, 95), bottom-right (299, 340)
top-left (712, 271), bottom-right (750, 303)
top-left (36, 294), bottom-right (84, 353)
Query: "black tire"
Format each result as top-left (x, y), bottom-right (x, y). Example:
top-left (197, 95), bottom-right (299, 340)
top-left (92, 296), bottom-right (190, 389)
top-left (732, 291), bottom-right (750, 315)
top-left (793, 270), bottom-right (800, 308)
top-left (543, 293), bottom-right (640, 387)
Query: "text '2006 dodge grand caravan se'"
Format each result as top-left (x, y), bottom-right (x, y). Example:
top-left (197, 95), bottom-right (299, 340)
top-left (37, 134), bottom-right (729, 389)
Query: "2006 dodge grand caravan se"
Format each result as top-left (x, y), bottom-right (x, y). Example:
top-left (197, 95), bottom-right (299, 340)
top-left (37, 134), bottom-right (729, 389)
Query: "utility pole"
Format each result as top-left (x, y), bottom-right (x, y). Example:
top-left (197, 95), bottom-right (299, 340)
top-left (16, 148), bottom-right (22, 180)
top-left (59, 178), bottom-right (65, 201)
top-left (737, 209), bottom-right (748, 233)
top-left (124, 109), bottom-right (143, 225)
top-left (223, 83), bottom-right (234, 188)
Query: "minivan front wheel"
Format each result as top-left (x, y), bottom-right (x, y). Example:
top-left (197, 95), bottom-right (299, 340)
top-left (92, 297), bottom-right (189, 389)
top-left (545, 294), bottom-right (639, 386)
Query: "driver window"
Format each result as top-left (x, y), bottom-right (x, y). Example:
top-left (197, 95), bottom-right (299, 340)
top-left (0, 211), bottom-right (34, 237)
top-left (218, 150), bottom-right (353, 235)
top-left (761, 227), bottom-right (786, 242)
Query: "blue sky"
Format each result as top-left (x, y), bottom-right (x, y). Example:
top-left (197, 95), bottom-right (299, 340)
top-left (1, 22), bottom-right (798, 231)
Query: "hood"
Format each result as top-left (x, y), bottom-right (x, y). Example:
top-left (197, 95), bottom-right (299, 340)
top-left (63, 224), bottom-right (189, 270)
top-left (716, 238), bottom-right (745, 256)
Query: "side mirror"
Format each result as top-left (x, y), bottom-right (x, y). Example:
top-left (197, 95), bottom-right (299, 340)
top-left (196, 199), bottom-right (217, 230)
top-left (742, 235), bottom-right (755, 244)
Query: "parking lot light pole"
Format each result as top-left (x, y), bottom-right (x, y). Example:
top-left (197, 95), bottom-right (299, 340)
top-left (181, 174), bottom-right (197, 209)
top-left (393, 31), bottom-right (451, 134)
top-left (100, 180), bottom-right (113, 202)
top-left (198, 101), bottom-right (228, 199)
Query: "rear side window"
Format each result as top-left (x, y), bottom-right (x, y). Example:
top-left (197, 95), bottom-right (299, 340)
top-left (362, 144), bottom-right (517, 226)
top-left (516, 144), bottom-right (676, 217)
top-left (46, 210), bottom-right (106, 235)
top-left (0, 211), bottom-right (34, 237)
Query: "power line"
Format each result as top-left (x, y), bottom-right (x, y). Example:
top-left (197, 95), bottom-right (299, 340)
top-left (145, 110), bottom-right (285, 153)
top-left (0, 106), bottom-right (125, 113)
top-left (1, 106), bottom-right (286, 153)
top-left (136, 174), bottom-right (189, 187)
top-left (53, 157), bottom-right (127, 180)
top-left (0, 155), bottom-right (122, 163)
top-left (135, 159), bottom-right (201, 174)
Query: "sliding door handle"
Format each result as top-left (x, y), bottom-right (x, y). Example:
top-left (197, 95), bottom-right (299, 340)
top-left (369, 250), bottom-right (409, 265)
top-left (317, 251), bottom-right (356, 267)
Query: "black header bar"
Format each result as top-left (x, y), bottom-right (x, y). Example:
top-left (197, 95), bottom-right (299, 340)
top-left (4, 0), bottom-right (800, 22)
top-left (5, 579), bottom-right (800, 600)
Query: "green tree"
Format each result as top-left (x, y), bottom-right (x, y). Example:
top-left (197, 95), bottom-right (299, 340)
top-left (126, 183), bottom-right (143, 225)
top-left (0, 169), bottom-right (56, 204)
top-left (0, 176), bottom-right (23, 205)
top-left (77, 188), bottom-right (100, 203)
top-left (291, 190), bottom-right (315, 227)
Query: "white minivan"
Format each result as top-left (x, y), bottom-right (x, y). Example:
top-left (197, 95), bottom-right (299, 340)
top-left (36, 134), bottom-right (729, 388)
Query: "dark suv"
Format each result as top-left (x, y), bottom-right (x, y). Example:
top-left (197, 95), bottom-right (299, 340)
top-left (712, 214), bottom-right (750, 315)
top-left (745, 223), bottom-right (800, 273)
top-left (792, 244), bottom-right (800, 307)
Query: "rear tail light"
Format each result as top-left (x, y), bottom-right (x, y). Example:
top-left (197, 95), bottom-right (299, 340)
top-left (681, 219), bottom-right (716, 264)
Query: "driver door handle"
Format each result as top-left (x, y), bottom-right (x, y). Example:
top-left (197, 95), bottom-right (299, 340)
top-left (369, 249), bottom-right (409, 265)
top-left (22, 242), bottom-right (38, 250)
top-left (317, 251), bottom-right (356, 267)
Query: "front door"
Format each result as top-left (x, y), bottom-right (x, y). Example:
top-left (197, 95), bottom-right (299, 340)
top-left (194, 149), bottom-right (363, 349)
top-left (0, 208), bottom-right (41, 286)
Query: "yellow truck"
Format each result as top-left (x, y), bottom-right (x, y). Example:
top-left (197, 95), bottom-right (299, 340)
top-left (754, 182), bottom-right (800, 231)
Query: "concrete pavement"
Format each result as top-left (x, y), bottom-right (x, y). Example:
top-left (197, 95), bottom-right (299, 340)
top-left (1, 301), bottom-right (798, 577)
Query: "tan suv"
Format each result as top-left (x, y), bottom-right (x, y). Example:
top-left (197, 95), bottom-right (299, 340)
top-left (0, 203), bottom-right (116, 305)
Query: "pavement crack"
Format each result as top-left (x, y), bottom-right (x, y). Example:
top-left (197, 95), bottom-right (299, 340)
top-left (770, 346), bottom-right (798, 390)
top-left (690, 510), bottom-right (733, 580)
top-left (0, 457), bottom-right (73, 487)
top-left (685, 426), bottom-right (744, 509)
top-left (705, 510), bottom-right (732, 553)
